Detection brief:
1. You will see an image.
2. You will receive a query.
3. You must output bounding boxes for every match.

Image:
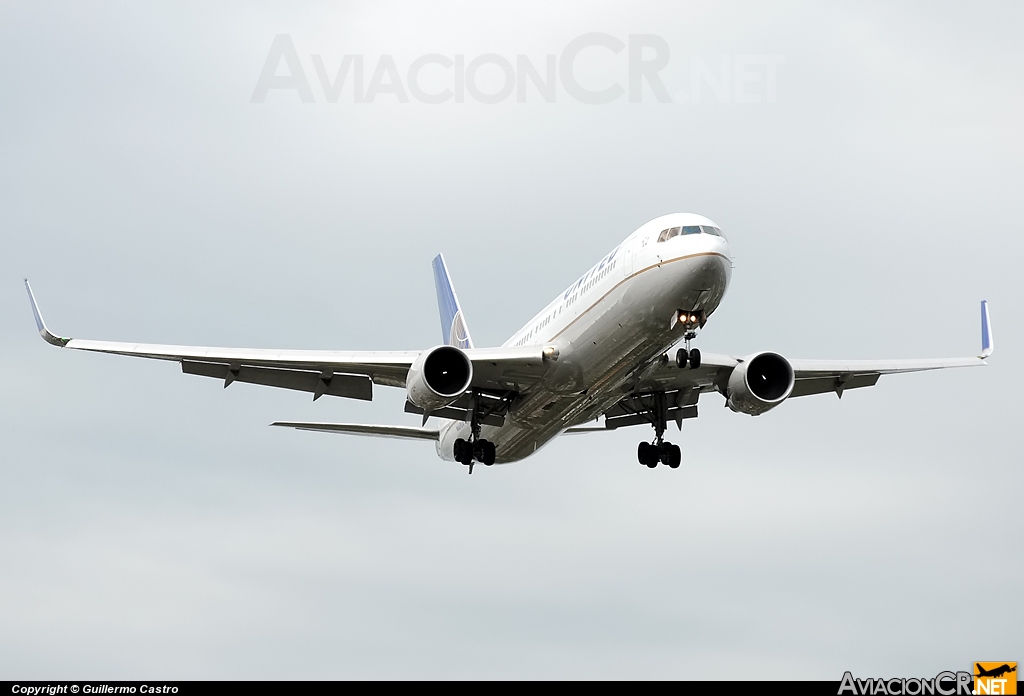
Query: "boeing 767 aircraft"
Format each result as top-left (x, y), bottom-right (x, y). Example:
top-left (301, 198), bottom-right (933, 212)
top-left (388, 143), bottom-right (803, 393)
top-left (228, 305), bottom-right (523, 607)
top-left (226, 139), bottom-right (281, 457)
top-left (25, 213), bottom-right (993, 473)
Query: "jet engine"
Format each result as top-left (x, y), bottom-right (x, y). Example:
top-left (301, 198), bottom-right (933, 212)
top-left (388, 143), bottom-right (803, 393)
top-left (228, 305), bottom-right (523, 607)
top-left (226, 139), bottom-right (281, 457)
top-left (726, 351), bottom-right (795, 416)
top-left (406, 345), bottom-right (474, 412)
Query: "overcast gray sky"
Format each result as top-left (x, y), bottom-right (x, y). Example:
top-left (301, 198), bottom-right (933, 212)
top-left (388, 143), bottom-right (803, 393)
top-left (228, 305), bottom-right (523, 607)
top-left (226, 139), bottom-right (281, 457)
top-left (1, 0), bottom-right (1021, 680)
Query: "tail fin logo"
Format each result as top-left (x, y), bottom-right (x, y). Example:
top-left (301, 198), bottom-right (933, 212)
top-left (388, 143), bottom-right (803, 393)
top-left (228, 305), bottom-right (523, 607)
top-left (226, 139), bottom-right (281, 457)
top-left (450, 310), bottom-right (471, 349)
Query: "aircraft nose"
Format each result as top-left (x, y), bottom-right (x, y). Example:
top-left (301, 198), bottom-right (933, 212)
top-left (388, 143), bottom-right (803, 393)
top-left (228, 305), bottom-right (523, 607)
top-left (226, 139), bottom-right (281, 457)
top-left (684, 248), bottom-right (732, 300)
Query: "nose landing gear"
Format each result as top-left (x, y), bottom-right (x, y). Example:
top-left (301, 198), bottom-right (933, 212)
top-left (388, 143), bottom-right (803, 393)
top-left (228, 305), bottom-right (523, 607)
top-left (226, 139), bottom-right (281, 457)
top-left (675, 347), bottom-right (701, 370)
top-left (674, 310), bottom-right (703, 369)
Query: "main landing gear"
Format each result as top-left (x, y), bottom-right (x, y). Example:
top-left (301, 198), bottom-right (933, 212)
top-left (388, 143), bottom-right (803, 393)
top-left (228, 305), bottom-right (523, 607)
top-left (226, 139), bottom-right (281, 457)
top-left (454, 437), bottom-right (495, 473)
top-left (636, 391), bottom-right (682, 469)
top-left (453, 391), bottom-right (498, 474)
top-left (638, 440), bottom-right (681, 469)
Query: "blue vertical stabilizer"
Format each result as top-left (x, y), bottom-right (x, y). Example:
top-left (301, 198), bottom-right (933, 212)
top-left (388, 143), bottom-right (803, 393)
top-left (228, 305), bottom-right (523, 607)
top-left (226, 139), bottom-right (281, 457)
top-left (980, 299), bottom-right (993, 358)
top-left (432, 254), bottom-right (474, 349)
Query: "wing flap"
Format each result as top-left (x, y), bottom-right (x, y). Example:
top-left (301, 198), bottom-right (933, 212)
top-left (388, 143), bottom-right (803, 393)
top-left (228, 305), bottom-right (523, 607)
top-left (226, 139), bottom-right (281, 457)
top-left (403, 400), bottom-right (506, 426)
top-left (790, 372), bottom-right (879, 398)
top-left (589, 389), bottom-right (701, 431)
top-left (606, 405), bottom-right (698, 430)
top-left (182, 361), bottom-right (373, 401)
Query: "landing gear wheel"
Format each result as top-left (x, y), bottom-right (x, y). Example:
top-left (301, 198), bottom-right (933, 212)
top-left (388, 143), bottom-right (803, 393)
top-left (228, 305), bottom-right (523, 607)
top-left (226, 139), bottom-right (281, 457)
top-left (454, 438), bottom-right (473, 466)
top-left (456, 438), bottom-right (473, 466)
top-left (638, 441), bottom-right (655, 467)
top-left (471, 439), bottom-right (496, 466)
top-left (667, 444), bottom-right (681, 469)
top-left (658, 442), bottom-right (673, 465)
top-left (482, 440), bottom-right (496, 466)
top-left (675, 348), bottom-right (688, 369)
top-left (689, 348), bottom-right (701, 369)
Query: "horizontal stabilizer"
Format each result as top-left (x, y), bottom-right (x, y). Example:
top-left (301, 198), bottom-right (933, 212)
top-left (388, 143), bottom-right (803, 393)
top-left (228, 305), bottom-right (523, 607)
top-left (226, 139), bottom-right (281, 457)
top-left (271, 421), bottom-right (439, 441)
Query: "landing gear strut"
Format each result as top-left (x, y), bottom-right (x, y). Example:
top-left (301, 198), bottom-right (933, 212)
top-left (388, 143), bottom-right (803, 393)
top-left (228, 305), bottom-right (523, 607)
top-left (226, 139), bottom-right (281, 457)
top-left (454, 390), bottom-right (498, 474)
top-left (635, 391), bottom-right (682, 469)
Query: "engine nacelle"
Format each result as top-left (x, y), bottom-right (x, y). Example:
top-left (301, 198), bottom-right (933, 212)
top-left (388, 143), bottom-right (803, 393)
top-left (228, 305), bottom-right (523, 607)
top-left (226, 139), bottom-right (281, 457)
top-left (406, 345), bottom-right (474, 412)
top-left (726, 351), bottom-right (795, 416)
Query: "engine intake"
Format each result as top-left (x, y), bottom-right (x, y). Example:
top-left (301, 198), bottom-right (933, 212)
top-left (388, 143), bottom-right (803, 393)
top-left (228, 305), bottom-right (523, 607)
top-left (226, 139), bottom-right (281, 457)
top-left (406, 345), bottom-right (474, 412)
top-left (727, 351), bottom-right (795, 416)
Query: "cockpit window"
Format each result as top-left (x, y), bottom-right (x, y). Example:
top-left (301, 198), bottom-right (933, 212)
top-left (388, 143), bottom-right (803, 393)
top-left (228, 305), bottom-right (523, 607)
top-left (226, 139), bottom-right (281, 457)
top-left (657, 226), bottom-right (681, 242)
top-left (657, 224), bottom-right (725, 241)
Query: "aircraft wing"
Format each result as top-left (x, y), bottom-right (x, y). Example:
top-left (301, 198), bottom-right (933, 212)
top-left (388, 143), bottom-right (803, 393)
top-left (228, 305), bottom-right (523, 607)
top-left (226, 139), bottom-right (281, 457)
top-left (584, 301), bottom-right (992, 430)
top-left (25, 280), bottom-right (548, 400)
top-left (637, 353), bottom-right (987, 400)
top-left (641, 300), bottom-right (992, 400)
top-left (783, 356), bottom-right (985, 397)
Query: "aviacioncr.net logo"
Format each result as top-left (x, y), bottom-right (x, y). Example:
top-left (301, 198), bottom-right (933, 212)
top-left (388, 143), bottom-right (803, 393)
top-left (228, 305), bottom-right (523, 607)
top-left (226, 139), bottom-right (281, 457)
top-left (839, 671), bottom-right (973, 696)
top-left (974, 662), bottom-right (1017, 695)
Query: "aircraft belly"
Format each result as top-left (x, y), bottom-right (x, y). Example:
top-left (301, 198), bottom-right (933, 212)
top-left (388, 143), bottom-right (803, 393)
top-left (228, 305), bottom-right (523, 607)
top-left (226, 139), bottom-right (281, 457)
top-left (492, 254), bottom-right (729, 463)
top-left (438, 252), bottom-right (732, 465)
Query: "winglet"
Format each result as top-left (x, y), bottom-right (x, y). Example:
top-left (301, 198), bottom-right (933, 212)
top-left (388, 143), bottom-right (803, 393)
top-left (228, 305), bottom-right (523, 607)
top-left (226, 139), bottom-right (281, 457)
top-left (24, 280), bottom-right (70, 347)
top-left (980, 300), bottom-right (993, 359)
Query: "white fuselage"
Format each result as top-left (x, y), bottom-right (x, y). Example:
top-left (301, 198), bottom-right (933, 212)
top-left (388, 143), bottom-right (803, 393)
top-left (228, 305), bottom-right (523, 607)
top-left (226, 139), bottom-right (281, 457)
top-left (437, 213), bottom-right (733, 463)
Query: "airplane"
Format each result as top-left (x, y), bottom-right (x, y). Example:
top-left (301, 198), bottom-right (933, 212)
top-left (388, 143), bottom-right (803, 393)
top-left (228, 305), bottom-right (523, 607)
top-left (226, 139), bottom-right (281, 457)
top-left (975, 664), bottom-right (1016, 679)
top-left (25, 213), bottom-right (994, 473)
